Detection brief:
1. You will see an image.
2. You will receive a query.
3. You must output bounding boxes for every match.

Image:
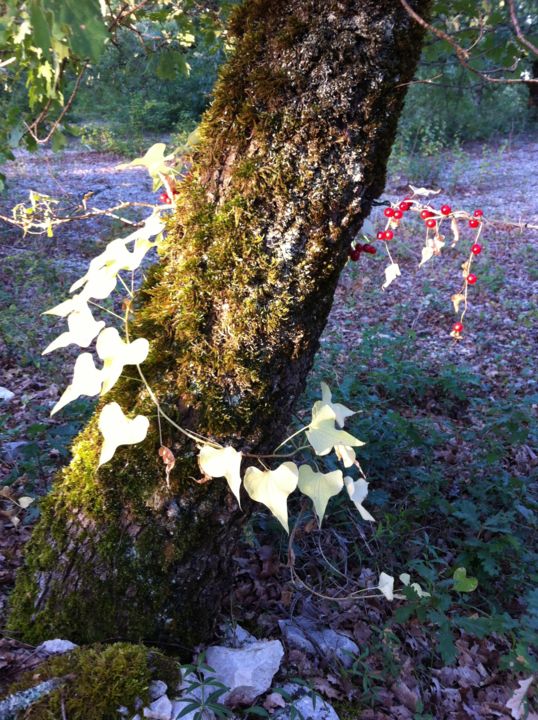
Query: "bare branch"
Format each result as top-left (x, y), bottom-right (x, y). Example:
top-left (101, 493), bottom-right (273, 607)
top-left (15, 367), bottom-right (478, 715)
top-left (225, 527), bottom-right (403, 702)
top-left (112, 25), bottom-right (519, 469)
top-left (399, 0), bottom-right (538, 84)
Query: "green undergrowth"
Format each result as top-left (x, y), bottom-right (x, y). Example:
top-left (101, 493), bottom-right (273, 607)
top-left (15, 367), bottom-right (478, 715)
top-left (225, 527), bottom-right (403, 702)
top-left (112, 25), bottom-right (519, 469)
top-left (300, 328), bottom-right (537, 676)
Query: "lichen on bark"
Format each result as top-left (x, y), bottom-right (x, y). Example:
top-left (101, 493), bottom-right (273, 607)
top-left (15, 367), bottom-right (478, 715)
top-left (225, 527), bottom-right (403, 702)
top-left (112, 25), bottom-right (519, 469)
top-left (8, 0), bottom-right (430, 647)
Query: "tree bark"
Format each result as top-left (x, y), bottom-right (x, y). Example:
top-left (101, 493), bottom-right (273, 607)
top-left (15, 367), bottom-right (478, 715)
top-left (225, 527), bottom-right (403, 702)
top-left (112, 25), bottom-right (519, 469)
top-left (8, 0), bottom-right (429, 648)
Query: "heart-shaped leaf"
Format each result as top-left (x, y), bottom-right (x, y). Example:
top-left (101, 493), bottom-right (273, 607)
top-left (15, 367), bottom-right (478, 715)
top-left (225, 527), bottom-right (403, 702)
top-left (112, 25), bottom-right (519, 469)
top-left (96, 327), bottom-right (149, 394)
top-left (98, 402), bottom-right (149, 466)
top-left (306, 403), bottom-right (364, 457)
top-left (297, 465), bottom-right (343, 526)
top-left (452, 567), bottom-right (478, 592)
top-left (344, 476), bottom-right (375, 522)
top-left (243, 462), bottom-right (298, 532)
top-left (198, 445), bottom-right (243, 508)
top-left (51, 352), bottom-right (103, 415)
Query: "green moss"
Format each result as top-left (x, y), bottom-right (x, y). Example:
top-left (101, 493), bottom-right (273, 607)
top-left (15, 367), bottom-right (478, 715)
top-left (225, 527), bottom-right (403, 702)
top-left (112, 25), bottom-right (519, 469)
top-left (4, 644), bottom-right (157, 720)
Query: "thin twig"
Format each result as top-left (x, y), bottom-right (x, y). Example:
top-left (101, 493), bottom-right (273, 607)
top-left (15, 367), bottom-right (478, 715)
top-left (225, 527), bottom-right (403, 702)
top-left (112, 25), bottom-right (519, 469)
top-left (399, 0), bottom-right (537, 84)
top-left (507, 0), bottom-right (538, 57)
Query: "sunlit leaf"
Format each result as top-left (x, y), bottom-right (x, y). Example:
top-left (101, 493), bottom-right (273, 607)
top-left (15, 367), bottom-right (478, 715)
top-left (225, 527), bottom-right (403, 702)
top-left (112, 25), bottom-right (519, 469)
top-left (344, 476), bottom-right (375, 522)
top-left (198, 445), bottom-right (243, 508)
top-left (306, 403), bottom-right (364, 457)
top-left (17, 496), bottom-right (34, 509)
top-left (51, 353), bottom-right (103, 415)
top-left (118, 143), bottom-right (174, 178)
top-left (419, 246), bottom-right (434, 267)
top-left (451, 293), bottom-right (465, 313)
top-left (243, 462), bottom-right (299, 532)
top-left (96, 327), bottom-right (149, 394)
top-left (382, 263), bottom-right (401, 290)
top-left (450, 216), bottom-right (460, 246)
top-left (379, 572), bottom-right (394, 601)
top-left (319, 382), bottom-right (355, 428)
top-left (334, 444), bottom-right (356, 468)
top-left (297, 465), bottom-right (343, 526)
top-left (98, 402), bottom-right (149, 466)
top-left (43, 303), bottom-right (105, 354)
top-left (506, 676), bottom-right (536, 720)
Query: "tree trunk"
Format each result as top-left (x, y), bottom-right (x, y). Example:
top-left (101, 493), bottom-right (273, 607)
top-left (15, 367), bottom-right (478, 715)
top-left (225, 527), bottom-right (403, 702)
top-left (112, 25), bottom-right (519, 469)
top-left (8, 0), bottom-right (429, 648)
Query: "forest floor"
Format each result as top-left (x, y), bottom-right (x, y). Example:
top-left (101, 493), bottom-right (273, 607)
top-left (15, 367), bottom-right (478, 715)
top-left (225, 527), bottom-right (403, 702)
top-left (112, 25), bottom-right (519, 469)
top-left (0, 135), bottom-right (537, 719)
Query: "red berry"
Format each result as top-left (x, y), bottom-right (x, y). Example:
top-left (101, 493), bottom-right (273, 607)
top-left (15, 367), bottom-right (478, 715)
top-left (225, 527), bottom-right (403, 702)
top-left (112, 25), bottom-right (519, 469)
top-left (349, 247), bottom-right (361, 261)
top-left (399, 201), bottom-right (412, 211)
top-left (452, 322), bottom-right (463, 333)
top-left (384, 230), bottom-right (394, 240)
top-left (426, 218), bottom-right (437, 228)
top-left (420, 209), bottom-right (433, 220)
top-left (377, 231), bottom-right (385, 240)
top-left (159, 192), bottom-right (171, 204)
top-left (393, 209), bottom-right (403, 219)
top-left (474, 209), bottom-right (484, 217)
top-left (384, 207), bottom-right (395, 218)
top-left (471, 243), bottom-right (482, 255)
top-left (466, 273), bottom-right (477, 285)
top-left (469, 218), bottom-right (480, 229)
top-left (441, 204), bottom-right (451, 215)
top-left (362, 244), bottom-right (377, 254)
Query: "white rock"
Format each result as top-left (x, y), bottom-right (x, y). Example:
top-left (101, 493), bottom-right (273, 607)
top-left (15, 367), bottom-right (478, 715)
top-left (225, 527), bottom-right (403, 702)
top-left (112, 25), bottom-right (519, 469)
top-left (275, 683), bottom-right (340, 720)
top-left (148, 680), bottom-right (168, 701)
top-left (143, 695), bottom-right (172, 719)
top-left (220, 622), bottom-right (257, 647)
top-left (279, 619), bottom-right (359, 668)
top-left (0, 387), bottom-right (14, 402)
top-left (35, 638), bottom-right (78, 655)
top-left (205, 639), bottom-right (284, 706)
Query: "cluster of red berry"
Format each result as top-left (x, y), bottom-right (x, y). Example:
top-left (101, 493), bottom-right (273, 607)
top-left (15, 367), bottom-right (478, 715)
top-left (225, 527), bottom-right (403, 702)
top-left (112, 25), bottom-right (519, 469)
top-left (348, 242), bottom-right (377, 261)
top-left (348, 195), bottom-right (487, 338)
top-left (158, 179), bottom-right (179, 205)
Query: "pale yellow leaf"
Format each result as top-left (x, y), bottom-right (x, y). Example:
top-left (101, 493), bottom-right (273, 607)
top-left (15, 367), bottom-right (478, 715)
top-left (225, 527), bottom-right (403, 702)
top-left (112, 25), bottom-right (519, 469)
top-left (379, 572), bottom-right (394, 601)
top-left (298, 465), bottom-right (343, 525)
top-left (306, 403), bottom-right (364, 457)
top-left (319, 382), bottom-right (355, 428)
top-left (198, 445), bottom-right (243, 508)
top-left (344, 476), bottom-right (375, 522)
top-left (98, 402), bottom-right (149, 466)
top-left (382, 263), bottom-right (401, 290)
top-left (334, 444), bottom-right (356, 468)
top-left (96, 327), bottom-right (149, 394)
top-left (243, 462), bottom-right (298, 532)
top-left (51, 353), bottom-right (103, 415)
top-left (43, 304), bottom-right (105, 354)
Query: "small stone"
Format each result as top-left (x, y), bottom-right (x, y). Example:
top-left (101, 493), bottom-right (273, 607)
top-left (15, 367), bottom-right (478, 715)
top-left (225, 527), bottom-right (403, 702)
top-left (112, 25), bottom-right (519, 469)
top-left (280, 618), bottom-right (359, 668)
top-left (220, 622), bottom-right (257, 647)
top-left (35, 639), bottom-right (78, 655)
top-left (0, 387), bottom-right (14, 402)
top-left (143, 695), bottom-right (172, 719)
top-left (2, 441), bottom-right (30, 462)
top-left (205, 639), bottom-right (284, 706)
top-left (148, 680), bottom-right (168, 701)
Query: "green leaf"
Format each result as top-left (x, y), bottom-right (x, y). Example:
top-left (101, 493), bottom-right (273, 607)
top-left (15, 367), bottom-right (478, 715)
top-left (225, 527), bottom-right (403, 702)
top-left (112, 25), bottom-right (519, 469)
top-left (243, 462), bottom-right (298, 532)
top-left (438, 622), bottom-right (457, 665)
top-left (297, 465), bottom-right (343, 526)
top-left (452, 567), bottom-right (478, 593)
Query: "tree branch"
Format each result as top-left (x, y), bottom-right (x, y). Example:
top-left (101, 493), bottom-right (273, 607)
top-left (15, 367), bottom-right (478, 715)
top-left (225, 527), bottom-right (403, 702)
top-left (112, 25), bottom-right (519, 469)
top-left (507, 0), bottom-right (538, 57)
top-left (399, 0), bottom-right (538, 84)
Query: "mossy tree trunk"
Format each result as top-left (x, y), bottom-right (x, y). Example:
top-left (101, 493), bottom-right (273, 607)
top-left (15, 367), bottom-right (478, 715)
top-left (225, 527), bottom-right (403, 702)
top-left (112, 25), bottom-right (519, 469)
top-left (9, 0), bottom-right (429, 648)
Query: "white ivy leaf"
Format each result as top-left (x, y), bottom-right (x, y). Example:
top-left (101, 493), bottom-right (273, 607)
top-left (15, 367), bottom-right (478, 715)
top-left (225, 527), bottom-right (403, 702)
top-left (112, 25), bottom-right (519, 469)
top-left (51, 353), bottom-right (103, 416)
top-left (298, 465), bottom-right (343, 526)
top-left (399, 573), bottom-right (431, 598)
top-left (378, 572), bottom-right (395, 601)
top-left (17, 496), bottom-right (34, 509)
top-left (306, 403), bottom-right (364, 457)
top-left (344, 476), bottom-right (375, 522)
top-left (43, 292), bottom-right (88, 318)
top-left (450, 216), bottom-right (460, 246)
top-left (419, 246), bottom-right (434, 267)
top-left (43, 304), bottom-right (105, 355)
top-left (319, 382), bottom-right (355, 428)
top-left (96, 327), bottom-right (149, 394)
top-left (382, 263), bottom-right (401, 290)
top-left (334, 444), bottom-right (356, 468)
top-left (98, 402), bottom-right (149, 466)
top-left (198, 445), bottom-right (243, 508)
top-left (408, 185), bottom-right (441, 197)
top-left (118, 143), bottom-right (174, 178)
top-left (79, 265), bottom-right (118, 300)
top-left (243, 462), bottom-right (299, 533)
